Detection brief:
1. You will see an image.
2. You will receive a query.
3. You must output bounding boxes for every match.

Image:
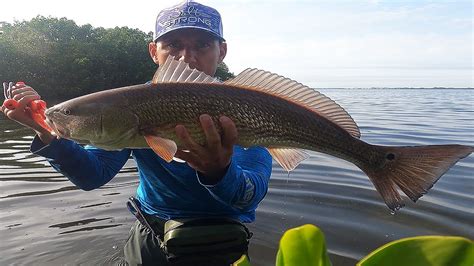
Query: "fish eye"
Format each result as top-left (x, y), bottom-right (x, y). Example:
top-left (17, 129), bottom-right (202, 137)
top-left (63, 109), bottom-right (71, 115)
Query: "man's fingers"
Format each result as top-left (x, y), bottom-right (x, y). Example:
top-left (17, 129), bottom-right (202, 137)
top-left (200, 114), bottom-right (221, 149)
top-left (174, 150), bottom-right (201, 171)
top-left (175, 124), bottom-right (202, 154)
top-left (220, 116), bottom-right (238, 150)
top-left (10, 85), bottom-right (37, 95)
top-left (175, 150), bottom-right (196, 162)
top-left (13, 82), bottom-right (26, 89)
top-left (17, 94), bottom-right (41, 108)
top-left (12, 88), bottom-right (38, 101)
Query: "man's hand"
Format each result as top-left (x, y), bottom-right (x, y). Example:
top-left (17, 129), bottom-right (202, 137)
top-left (174, 114), bottom-right (238, 184)
top-left (2, 82), bottom-right (40, 128)
top-left (1, 82), bottom-right (55, 144)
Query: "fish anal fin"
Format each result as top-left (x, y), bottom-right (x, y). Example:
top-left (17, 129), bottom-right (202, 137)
top-left (144, 135), bottom-right (177, 162)
top-left (267, 148), bottom-right (309, 172)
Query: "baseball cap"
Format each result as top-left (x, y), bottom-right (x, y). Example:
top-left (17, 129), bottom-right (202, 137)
top-left (154, 0), bottom-right (224, 42)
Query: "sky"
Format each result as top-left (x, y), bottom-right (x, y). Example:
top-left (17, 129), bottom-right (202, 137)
top-left (1, 0), bottom-right (473, 88)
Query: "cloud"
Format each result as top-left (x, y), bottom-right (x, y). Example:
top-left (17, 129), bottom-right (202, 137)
top-left (221, 1), bottom-right (472, 87)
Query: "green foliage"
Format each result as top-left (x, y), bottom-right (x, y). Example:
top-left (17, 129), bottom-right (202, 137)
top-left (232, 225), bottom-right (473, 266)
top-left (0, 16), bottom-right (156, 101)
top-left (0, 16), bottom-right (235, 102)
top-left (276, 224), bottom-right (332, 266)
top-left (216, 61), bottom-right (234, 81)
top-left (358, 235), bottom-right (474, 266)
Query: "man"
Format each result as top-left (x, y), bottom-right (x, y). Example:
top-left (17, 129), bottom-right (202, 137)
top-left (2, 1), bottom-right (272, 265)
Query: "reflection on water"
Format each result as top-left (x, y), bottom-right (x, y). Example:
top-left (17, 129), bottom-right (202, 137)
top-left (1, 89), bottom-right (473, 265)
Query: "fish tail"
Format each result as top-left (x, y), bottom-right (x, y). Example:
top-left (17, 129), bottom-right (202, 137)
top-left (360, 144), bottom-right (473, 211)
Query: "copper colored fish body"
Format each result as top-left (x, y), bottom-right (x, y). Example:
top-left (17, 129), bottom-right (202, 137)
top-left (44, 56), bottom-right (474, 211)
top-left (129, 83), bottom-right (358, 150)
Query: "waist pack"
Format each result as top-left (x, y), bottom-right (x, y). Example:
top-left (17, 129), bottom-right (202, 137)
top-left (161, 217), bottom-right (252, 265)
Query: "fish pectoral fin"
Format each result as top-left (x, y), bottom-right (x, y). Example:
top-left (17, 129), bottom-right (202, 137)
top-left (267, 148), bottom-right (310, 172)
top-left (144, 135), bottom-right (177, 162)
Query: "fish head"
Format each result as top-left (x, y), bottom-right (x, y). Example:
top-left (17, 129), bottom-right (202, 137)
top-left (45, 94), bottom-right (139, 147)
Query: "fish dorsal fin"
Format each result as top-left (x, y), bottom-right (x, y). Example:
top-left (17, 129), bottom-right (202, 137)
top-left (267, 148), bottom-right (310, 171)
top-left (225, 69), bottom-right (361, 138)
top-left (152, 55), bottom-right (220, 84)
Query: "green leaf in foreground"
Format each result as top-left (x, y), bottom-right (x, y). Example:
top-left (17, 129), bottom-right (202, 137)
top-left (357, 235), bottom-right (474, 266)
top-left (276, 224), bottom-right (332, 266)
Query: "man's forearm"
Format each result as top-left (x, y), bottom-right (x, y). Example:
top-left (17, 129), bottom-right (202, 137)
top-left (35, 128), bottom-right (55, 145)
top-left (31, 136), bottom-right (130, 190)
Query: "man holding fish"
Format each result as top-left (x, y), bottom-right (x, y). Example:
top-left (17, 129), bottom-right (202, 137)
top-left (2, 1), bottom-right (272, 265)
top-left (3, 1), bottom-right (474, 265)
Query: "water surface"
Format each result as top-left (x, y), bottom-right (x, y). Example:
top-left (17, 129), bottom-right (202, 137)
top-left (1, 88), bottom-right (473, 265)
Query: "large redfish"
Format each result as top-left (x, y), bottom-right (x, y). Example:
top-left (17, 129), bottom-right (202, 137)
top-left (44, 56), bottom-right (473, 211)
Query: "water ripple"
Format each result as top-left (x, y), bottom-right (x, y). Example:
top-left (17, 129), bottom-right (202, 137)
top-left (0, 89), bottom-right (473, 265)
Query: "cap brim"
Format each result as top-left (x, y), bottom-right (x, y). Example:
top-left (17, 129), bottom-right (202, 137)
top-left (154, 26), bottom-right (225, 42)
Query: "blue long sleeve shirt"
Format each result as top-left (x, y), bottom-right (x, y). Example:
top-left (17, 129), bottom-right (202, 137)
top-left (31, 137), bottom-right (272, 222)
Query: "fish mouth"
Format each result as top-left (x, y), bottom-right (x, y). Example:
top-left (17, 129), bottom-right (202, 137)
top-left (45, 107), bottom-right (71, 138)
top-left (45, 117), bottom-right (70, 138)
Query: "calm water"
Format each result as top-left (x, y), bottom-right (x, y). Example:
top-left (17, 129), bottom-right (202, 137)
top-left (1, 88), bottom-right (473, 265)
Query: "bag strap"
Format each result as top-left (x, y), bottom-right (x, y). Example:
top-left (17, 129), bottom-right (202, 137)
top-left (126, 196), bottom-right (164, 246)
top-left (165, 217), bottom-right (253, 239)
